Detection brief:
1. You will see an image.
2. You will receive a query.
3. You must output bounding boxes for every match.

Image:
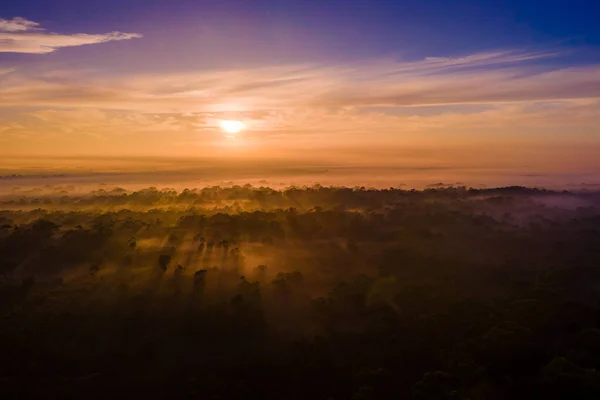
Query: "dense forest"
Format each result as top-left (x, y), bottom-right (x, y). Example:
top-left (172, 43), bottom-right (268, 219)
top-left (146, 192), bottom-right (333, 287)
top-left (1, 185), bottom-right (600, 399)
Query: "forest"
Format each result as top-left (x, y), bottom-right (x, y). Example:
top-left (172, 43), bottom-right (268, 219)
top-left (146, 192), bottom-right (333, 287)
top-left (1, 185), bottom-right (600, 399)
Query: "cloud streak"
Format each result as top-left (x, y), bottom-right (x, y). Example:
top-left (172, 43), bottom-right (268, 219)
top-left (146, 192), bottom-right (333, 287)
top-left (0, 50), bottom-right (597, 110)
top-left (0, 17), bottom-right (41, 32)
top-left (0, 48), bottom-right (599, 161)
top-left (0, 17), bottom-right (141, 53)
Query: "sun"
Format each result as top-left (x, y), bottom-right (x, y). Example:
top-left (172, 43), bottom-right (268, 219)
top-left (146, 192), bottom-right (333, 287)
top-left (219, 120), bottom-right (245, 134)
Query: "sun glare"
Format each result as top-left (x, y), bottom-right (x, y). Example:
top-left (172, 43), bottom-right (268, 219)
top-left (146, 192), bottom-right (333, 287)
top-left (220, 120), bottom-right (245, 134)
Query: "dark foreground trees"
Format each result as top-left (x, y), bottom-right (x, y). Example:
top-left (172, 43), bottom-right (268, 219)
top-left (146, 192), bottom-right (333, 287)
top-left (0, 186), bottom-right (600, 398)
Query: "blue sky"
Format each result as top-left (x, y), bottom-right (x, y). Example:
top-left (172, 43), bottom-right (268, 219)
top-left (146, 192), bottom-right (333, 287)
top-left (2, 0), bottom-right (600, 66)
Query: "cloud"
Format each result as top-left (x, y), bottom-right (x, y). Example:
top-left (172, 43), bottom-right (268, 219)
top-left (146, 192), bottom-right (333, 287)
top-left (29, 109), bottom-right (192, 135)
top-left (1, 49), bottom-right (598, 112)
top-left (0, 48), bottom-right (599, 159)
top-left (320, 66), bottom-right (600, 108)
top-left (0, 122), bottom-right (27, 143)
top-left (420, 50), bottom-right (557, 68)
top-left (0, 17), bottom-right (141, 53)
top-left (0, 17), bottom-right (41, 32)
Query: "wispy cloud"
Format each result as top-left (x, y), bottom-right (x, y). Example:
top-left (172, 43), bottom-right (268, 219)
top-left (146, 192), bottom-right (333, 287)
top-left (0, 17), bottom-right (141, 53)
top-left (0, 49), bottom-right (598, 119)
top-left (0, 17), bottom-right (41, 32)
top-left (0, 48), bottom-right (599, 159)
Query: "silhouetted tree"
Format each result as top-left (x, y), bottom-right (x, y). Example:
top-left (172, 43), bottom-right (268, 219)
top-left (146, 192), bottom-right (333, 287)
top-left (158, 254), bottom-right (172, 271)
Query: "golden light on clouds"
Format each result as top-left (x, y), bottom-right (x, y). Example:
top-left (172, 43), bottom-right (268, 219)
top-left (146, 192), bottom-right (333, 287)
top-left (1, 50), bottom-right (599, 168)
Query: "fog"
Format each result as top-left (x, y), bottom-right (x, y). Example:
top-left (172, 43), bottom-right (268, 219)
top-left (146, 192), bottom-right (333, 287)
top-left (2, 156), bottom-right (600, 198)
top-left (2, 185), bottom-right (600, 398)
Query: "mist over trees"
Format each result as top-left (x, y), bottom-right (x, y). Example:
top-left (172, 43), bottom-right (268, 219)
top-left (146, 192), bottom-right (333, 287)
top-left (1, 185), bottom-right (600, 399)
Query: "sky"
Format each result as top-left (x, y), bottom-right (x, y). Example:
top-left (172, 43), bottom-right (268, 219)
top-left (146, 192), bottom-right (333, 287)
top-left (1, 0), bottom-right (599, 187)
